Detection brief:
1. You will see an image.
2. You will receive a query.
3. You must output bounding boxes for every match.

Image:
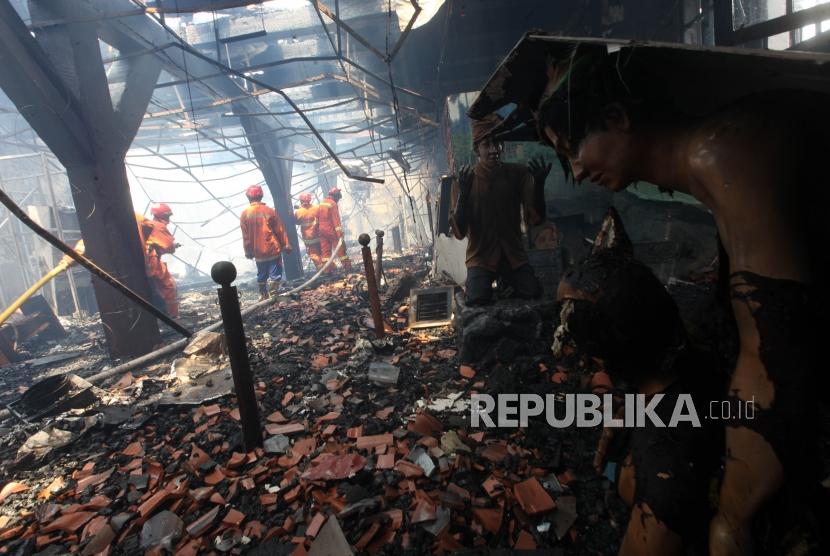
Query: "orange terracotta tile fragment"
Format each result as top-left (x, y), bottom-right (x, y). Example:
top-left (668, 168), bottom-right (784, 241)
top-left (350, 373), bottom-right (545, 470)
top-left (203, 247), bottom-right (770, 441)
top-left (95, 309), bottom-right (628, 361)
top-left (292, 438), bottom-right (317, 457)
top-left (229, 408), bottom-right (241, 421)
top-left (265, 423), bottom-right (305, 435)
top-left (137, 489), bottom-right (171, 517)
top-left (41, 511), bottom-right (96, 534)
top-left (0, 482), bottom-right (28, 503)
top-left (407, 413), bottom-right (443, 436)
top-left (306, 513), bottom-right (326, 538)
top-left (260, 493), bottom-right (278, 506)
top-left (75, 468), bottom-right (114, 491)
top-left (316, 411), bottom-right (340, 422)
top-left (513, 478), bottom-right (556, 516)
top-left (355, 433), bottom-right (392, 450)
top-left (204, 468), bottom-right (225, 486)
top-left (374, 407), bottom-right (394, 419)
top-left (557, 469), bottom-right (576, 486)
top-left (354, 521), bottom-right (381, 551)
top-left (482, 476), bottom-right (504, 498)
top-left (0, 525), bottom-right (23, 541)
top-left (460, 365), bottom-right (476, 378)
top-left (394, 460), bottom-right (423, 478)
top-left (203, 404), bottom-right (221, 417)
top-left (481, 442), bottom-right (508, 463)
top-left (283, 485), bottom-right (302, 503)
top-left (266, 411), bottom-right (288, 423)
top-left (514, 530), bottom-right (536, 549)
top-left (473, 507), bottom-right (503, 534)
top-left (222, 508), bottom-right (246, 527)
top-left (376, 453), bottom-right (395, 469)
top-left (226, 452), bottom-right (247, 469)
top-left (122, 441), bottom-right (144, 457)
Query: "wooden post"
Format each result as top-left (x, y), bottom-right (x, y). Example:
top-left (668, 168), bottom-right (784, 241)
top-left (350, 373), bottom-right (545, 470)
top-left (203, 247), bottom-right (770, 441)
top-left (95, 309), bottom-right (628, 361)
top-left (211, 261), bottom-right (263, 450)
top-left (358, 233), bottom-right (385, 339)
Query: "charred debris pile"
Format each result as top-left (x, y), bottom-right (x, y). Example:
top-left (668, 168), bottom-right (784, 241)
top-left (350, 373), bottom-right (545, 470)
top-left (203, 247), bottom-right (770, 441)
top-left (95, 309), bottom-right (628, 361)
top-left (0, 253), bottom-right (627, 555)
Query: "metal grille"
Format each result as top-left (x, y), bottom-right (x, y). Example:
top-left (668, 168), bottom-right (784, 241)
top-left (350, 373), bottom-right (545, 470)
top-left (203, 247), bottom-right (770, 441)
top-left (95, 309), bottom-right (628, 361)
top-left (409, 286), bottom-right (454, 329)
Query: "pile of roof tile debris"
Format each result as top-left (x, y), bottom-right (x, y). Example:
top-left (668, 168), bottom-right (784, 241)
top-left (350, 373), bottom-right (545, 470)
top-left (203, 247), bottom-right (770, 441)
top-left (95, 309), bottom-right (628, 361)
top-left (0, 255), bottom-right (628, 555)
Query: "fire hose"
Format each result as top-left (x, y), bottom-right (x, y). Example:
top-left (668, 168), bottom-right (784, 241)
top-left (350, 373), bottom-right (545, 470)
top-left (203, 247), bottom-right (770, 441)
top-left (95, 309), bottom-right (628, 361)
top-left (0, 242), bottom-right (82, 327)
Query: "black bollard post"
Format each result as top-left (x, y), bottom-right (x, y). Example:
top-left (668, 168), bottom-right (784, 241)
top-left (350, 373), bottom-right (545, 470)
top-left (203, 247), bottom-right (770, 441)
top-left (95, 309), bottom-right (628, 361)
top-left (358, 234), bottom-right (385, 339)
top-left (211, 261), bottom-right (263, 450)
top-left (375, 229), bottom-right (384, 287)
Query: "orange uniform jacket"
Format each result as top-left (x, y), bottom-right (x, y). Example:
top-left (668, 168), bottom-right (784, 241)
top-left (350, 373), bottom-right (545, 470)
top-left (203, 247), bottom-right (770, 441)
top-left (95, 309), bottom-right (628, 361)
top-left (294, 204), bottom-right (320, 245)
top-left (146, 220), bottom-right (176, 256)
top-left (317, 197), bottom-right (343, 239)
top-left (136, 213), bottom-right (154, 246)
top-left (240, 202), bottom-right (290, 262)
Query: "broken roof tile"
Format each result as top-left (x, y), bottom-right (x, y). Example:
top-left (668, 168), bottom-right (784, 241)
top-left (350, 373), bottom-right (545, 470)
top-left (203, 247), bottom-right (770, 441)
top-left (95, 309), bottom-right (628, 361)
top-left (41, 511), bottom-right (96, 534)
top-left (0, 482), bottom-right (28, 503)
top-left (473, 507), bottom-right (503, 534)
top-left (301, 453), bottom-right (366, 481)
top-left (513, 478), bottom-right (556, 516)
top-left (306, 513), bottom-right (326, 539)
top-left (222, 508), bottom-right (246, 527)
top-left (266, 423), bottom-right (306, 436)
top-left (355, 434), bottom-right (393, 450)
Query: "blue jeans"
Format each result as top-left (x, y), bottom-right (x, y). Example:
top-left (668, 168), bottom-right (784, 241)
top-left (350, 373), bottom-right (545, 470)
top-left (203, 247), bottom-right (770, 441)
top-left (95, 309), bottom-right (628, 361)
top-left (256, 258), bottom-right (283, 283)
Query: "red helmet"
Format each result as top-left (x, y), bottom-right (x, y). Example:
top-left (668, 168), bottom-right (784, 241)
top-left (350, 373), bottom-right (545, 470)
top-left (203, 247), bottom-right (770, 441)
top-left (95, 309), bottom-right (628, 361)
top-left (299, 192), bottom-right (313, 204)
top-left (150, 203), bottom-right (172, 219)
top-left (328, 187), bottom-right (342, 200)
top-left (246, 185), bottom-right (264, 200)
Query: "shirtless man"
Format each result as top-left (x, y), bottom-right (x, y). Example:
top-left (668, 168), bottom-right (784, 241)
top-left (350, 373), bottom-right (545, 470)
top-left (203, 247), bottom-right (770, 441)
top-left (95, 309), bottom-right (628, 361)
top-left (470, 42), bottom-right (828, 554)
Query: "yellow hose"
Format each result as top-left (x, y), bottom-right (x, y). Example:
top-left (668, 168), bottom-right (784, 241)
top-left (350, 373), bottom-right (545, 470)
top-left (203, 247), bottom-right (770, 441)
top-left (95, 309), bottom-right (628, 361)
top-left (0, 240), bottom-right (82, 327)
top-left (0, 262), bottom-right (68, 327)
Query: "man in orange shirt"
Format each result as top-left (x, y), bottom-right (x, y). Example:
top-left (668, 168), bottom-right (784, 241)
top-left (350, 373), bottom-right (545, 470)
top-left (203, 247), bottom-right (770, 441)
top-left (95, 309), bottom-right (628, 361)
top-left (294, 192), bottom-right (323, 270)
top-left (240, 185), bottom-right (293, 300)
top-left (317, 187), bottom-right (352, 273)
top-left (144, 203), bottom-right (180, 318)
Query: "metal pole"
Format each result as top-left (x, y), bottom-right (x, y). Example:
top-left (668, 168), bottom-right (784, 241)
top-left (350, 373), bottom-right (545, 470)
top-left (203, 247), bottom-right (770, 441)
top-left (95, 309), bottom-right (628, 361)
top-left (374, 229), bottom-right (384, 287)
top-left (211, 261), bottom-right (263, 450)
top-left (358, 233), bottom-right (385, 339)
top-left (426, 191), bottom-right (435, 246)
top-left (42, 154), bottom-right (81, 316)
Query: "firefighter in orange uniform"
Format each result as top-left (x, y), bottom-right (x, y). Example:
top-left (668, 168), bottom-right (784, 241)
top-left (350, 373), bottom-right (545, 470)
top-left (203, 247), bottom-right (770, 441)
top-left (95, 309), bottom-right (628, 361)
top-left (294, 192), bottom-right (323, 270)
top-left (240, 185), bottom-right (293, 300)
top-left (317, 187), bottom-right (352, 272)
top-left (145, 203), bottom-right (180, 318)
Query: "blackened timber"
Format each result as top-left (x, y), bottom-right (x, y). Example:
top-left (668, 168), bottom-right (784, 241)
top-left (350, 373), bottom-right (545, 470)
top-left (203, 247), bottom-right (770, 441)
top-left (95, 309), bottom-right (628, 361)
top-left (0, 188), bottom-right (191, 338)
top-left (0, 0), bottom-right (163, 356)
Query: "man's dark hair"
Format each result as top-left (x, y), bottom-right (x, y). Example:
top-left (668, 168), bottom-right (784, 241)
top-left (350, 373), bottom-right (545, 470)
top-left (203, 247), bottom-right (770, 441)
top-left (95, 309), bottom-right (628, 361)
top-left (535, 47), bottom-right (677, 179)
